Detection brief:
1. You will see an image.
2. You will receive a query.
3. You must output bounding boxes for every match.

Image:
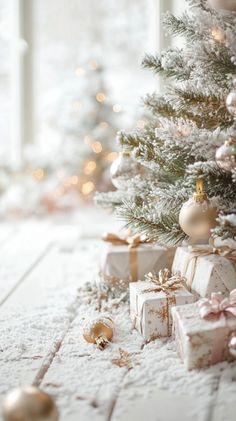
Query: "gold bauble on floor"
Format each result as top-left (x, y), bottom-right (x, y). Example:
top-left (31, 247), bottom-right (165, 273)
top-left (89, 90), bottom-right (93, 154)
top-left (2, 386), bottom-right (59, 421)
top-left (83, 316), bottom-right (114, 350)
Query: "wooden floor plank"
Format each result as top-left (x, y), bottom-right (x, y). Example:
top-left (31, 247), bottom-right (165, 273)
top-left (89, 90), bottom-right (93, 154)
top-left (40, 310), bottom-right (141, 421)
top-left (111, 386), bottom-right (214, 421)
top-left (0, 238), bottom-right (99, 411)
top-left (0, 226), bottom-right (53, 305)
top-left (0, 222), bottom-right (232, 421)
top-left (211, 364), bottom-right (236, 421)
top-left (0, 225), bottom-right (16, 247)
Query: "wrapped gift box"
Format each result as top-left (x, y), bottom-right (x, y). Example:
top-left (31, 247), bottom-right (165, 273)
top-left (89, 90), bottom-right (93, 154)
top-left (130, 271), bottom-right (195, 341)
top-left (100, 233), bottom-right (175, 284)
top-left (172, 246), bottom-right (236, 299)
top-left (172, 291), bottom-right (236, 370)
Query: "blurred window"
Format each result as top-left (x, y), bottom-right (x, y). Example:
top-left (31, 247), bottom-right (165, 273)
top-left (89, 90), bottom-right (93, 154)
top-left (0, 0), bottom-right (12, 164)
top-left (0, 0), bottom-right (183, 167)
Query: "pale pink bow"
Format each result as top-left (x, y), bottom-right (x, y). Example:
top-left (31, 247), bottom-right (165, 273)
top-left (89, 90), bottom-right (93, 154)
top-left (199, 289), bottom-right (236, 319)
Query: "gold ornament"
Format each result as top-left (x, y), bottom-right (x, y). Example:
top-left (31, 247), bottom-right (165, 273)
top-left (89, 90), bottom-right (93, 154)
top-left (228, 332), bottom-right (236, 358)
top-left (215, 137), bottom-right (236, 171)
top-left (208, 0), bottom-right (236, 11)
top-left (179, 179), bottom-right (218, 241)
top-left (2, 386), bottom-right (59, 421)
top-left (110, 149), bottom-right (143, 189)
top-left (226, 90), bottom-right (236, 118)
top-left (83, 316), bottom-right (114, 350)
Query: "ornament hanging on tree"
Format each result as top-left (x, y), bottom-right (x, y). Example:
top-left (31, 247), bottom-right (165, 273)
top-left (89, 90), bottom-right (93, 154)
top-left (2, 386), bottom-right (59, 421)
top-left (179, 179), bottom-right (218, 241)
top-left (110, 149), bottom-right (143, 189)
top-left (228, 332), bottom-right (236, 358)
top-left (83, 316), bottom-right (114, 350)
top-left (208, 0), bottom-right (236, 11)
top-left (226, 88), bottom-right (236, 118)
top-left (215, 137), bottom-right (236, 171)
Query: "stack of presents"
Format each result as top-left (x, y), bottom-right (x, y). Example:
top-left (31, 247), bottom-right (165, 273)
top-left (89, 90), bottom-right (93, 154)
top-left (100, 232), bottom-right (236, 370)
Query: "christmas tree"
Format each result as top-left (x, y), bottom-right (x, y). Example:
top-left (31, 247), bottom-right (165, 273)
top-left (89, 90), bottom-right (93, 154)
top-left (97, 0), bottom-right (236, 245)
top-left (0, 61), bottom-right (121, 217)
top-left (51, 60), bottom-right (121, 200)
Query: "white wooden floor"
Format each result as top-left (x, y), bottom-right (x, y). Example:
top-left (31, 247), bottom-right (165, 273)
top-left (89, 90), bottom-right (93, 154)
top-left (0, 207), bottom-right (236, 421)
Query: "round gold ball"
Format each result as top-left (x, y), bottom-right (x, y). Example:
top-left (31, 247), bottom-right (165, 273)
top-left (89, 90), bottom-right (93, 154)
top-left (2, 386), bottom-right (59, 421)
top-left (83, 316), bottom-right (114, 344)
top-left (228, 333), bottom-right (236, 358)
top-left (215, 140), bottom-right (236, 171)
top-left (179, 198), bottom-right (218, 241)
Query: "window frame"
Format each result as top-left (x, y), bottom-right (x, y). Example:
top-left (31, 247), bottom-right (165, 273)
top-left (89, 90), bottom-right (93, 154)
top-left (12, 0), bottom-right (176, 168)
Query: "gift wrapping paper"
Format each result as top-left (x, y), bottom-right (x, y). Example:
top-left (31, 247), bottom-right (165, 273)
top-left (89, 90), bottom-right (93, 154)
top-left (172, 246), bottom-right (236, 299)
top-left (100, 242), bottom-right (175, 284)
top-left (130, 281), bottom-right (194, 341)
top-left (172, 302), bottom-right (236, 370)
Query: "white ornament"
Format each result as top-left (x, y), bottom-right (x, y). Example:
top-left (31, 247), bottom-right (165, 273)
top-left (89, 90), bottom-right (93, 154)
top-left (215, 138), bottom-right (236, 171)
top-left (208, 0), bottom-right (236, 11)
top-left (110, 151), bottom-right (142, 189)
top-left (228, 333), bottom-right (236, 358)
top-left (226, 90), bottom-right (236, 118)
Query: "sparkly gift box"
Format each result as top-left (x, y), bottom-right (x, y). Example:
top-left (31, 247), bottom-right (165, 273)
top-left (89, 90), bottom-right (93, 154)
top-left (130, 273), bottom-right (194, 341)
top-left (100, 233), bottom-right (175, 285)
top-left (172, 292), bottom-right (236, 370)
top-left (172, 246), bottom-right (236, 299)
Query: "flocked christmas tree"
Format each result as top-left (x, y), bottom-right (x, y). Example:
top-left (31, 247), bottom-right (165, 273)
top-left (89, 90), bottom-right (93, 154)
top-left (97, 0), bottom-right (236, 245)
top-left (51, 60), bottom-right (121, 200)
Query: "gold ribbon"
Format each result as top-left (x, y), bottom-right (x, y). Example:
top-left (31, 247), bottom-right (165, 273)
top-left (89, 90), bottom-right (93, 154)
top-left (102, 232), bottom-right (150, 282)
top-left (142, 269), bottom-right (186, 293)
top-left (140, 269), bottom-right (185, 338)
top-left (183, 246), bottom-right (236, 290)
top-left (132, 269), bottom-right (184, 340)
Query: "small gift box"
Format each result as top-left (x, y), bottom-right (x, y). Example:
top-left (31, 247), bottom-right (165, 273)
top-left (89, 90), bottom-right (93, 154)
top-left (172, 290), bottom-right (236, 370)
top-left (100, 232), bottom-right (175, 286)
top-left (130, 269), bottom-right (195, 341)
top-left (172, 246), bottom-right (236, 299)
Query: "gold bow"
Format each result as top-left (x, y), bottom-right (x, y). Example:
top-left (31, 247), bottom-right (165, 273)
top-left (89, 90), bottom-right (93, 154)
top-left (102, 232), bottom-right (150, 282)
top-left (102, 232), bottom-right (149, 247)
top-left (183, 245), bottom-right (236, 290)
top-left (142, 269), bottom-right (186, 294)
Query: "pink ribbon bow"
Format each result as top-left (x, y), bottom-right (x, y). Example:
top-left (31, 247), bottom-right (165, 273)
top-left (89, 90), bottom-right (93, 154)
top-left (199, 289), bottom-right (236, 319)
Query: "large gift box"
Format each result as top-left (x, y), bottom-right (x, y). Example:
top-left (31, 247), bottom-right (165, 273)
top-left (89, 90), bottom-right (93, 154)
top-left (172, 290), bottom-right (236, 370)
top-left (100, 232), bottom-right (175, 285)
top-left (172, 246), bottom-right (236, 299)
top-left (130, 269), bottom-right (194, 341)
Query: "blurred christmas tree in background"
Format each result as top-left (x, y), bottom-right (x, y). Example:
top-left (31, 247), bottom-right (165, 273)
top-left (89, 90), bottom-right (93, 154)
top-left (0, 60), bottom-right (123, 218)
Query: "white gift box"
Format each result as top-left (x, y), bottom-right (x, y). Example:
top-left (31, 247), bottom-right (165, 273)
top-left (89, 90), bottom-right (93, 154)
top-left (172, 246), bottom-right (236, 299)
top-left (172, 300), bottom-right (236, 370)
top-left (100, 242), bottom-right (175, 284)
top-left (130, 280), bottom-right (194, 341)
